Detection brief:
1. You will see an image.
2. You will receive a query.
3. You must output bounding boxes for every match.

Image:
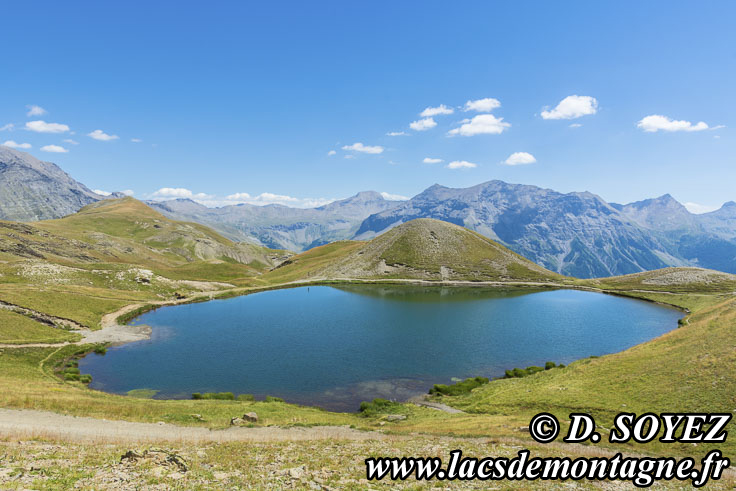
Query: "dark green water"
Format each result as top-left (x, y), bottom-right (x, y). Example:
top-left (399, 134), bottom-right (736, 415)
top-left (80, 286), bottom-right (681, 411)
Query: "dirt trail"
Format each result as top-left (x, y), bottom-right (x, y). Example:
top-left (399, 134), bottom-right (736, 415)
top-left (407, 395), bottom-right (465, 414)
top-left (0, 408), bottom-right (388, 444)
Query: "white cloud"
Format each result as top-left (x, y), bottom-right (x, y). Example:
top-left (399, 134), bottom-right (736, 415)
top-left (121, 189), bottom-right (135, 196)
top-left (63, 139), bottom-right (79, 145)
top-left (2, 140), bottom-right (31, 149)
top-left (569, 123), bottom-right (582, 128)
top-left (26, 105), bottom-right (47, 117)
top-left (222, 192), bottom-right (332, 208)
top-left (684, 202), bottom-right (719, 214)
top-left (26, 120), bottom-right (70, 133)
top-left (541, 95), bottom-right (598, 120)
top-left (447, 160), bottom-right (477, 169)
top-left (0, 123), bottom-right (14, 131)
top-left (447, 114), bottom-right (510, 136)
top-left (344, 154), bottom-right (356, 159)
top-left (88, 129), bottom-right (119, 141)
top-left (93, 189), bottom-right (112, 196)
top-left (463, 98), bottom-right (501, 113)
top-left (152, 187), bottom-right (193, 198)
top-left (40, 144), bottom-right (69, 153)
top-left (637, 115), bottom-right (710, 133)
top-left (503, 152), bottom-right (537, 166)
top-left (423, 157), bottom-right (443, 164)
top-left (380, 191), bottom-right (409, 200)
top-left (342, 142), bottom-right (384, 154)
top-left (327, 150), bottom-right (337, 156)
top-left (410, 117), bottom-right (437, 131)
top-left (386, 131), bottom-right (408, 136)
top-left (420, 104), bottom-right (454, 117)
top-left (131, 138), bottom-right (142, 143)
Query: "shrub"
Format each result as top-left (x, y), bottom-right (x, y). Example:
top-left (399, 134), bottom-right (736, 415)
top-left (94, 346), bottom-right (107, 355)
top-left (503, 365), bottom-right (547, 379)
top-left (80, 374), bottom-right (92, 384)
top-left (429, 377), bottom-right (490, 396)
top-left (63, 367), bottom-right (80, 375)
top-left (192, 392), bottom-right (235, 400)
top-left (265, 396), bottom-right (284, 403)
top-left (359, 398), bottom-right (403, 417)
top-left (64, 373), bottom-right (80, 381)
top-left (237, 394), bottom-right (255, 402)
top-left (545, 361), bottom-right (557, 370)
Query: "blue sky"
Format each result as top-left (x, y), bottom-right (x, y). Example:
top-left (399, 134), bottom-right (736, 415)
top-left (1, 1), bottom-right (734, 211)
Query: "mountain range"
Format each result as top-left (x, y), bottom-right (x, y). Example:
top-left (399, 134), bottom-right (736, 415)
top-left (1, 144), bottom-right (735, 278)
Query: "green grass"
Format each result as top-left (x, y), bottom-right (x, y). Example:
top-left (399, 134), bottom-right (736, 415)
top-left (259, 241), bottom-right (365, 284)
top-left (0, 309), bottom-right (81, 344)
top-left (369, 219), bottom-right (564, 282)
top-left (0, 286), bottom-right (132, 329)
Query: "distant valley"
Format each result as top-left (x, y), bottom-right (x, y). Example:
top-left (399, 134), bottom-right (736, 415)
top-left (1, 144), bottom-right (735, 278)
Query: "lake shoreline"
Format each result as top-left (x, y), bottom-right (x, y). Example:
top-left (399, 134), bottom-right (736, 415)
top-left (80, 281), bottom-right (685, 412)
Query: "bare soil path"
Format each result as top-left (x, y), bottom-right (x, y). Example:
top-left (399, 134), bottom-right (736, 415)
top-left (0, 408), bottom-right (387, 444)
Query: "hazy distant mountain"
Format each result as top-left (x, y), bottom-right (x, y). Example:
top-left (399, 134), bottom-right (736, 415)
top-left (0, 145), bottom-right (103, 221)
top-left (613, 194), bottom-right (699, 233)
top-left (149, 191), bottom-right (402, 251)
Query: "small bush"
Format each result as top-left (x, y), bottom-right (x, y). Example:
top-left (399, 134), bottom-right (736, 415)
top-left (80, 374), bottom-right (92, 384)
top-left (64, 373), bottom-right (80, 381)
top-left (429, 376), bottom-right (490, 396)
top-left (63, 367), bottom-right (80, 375)
top-left (237, 394), bottom-right (255, 402)
top-left (191, 392), bottom-right (235, 400)
top-left (265, 396), bottom-right (284, 403)
top-left (545, 361), bottom-right (557, 370)
top-left (359, 398), bottom-right (403, 417)
top-left (503, 365), bottom-right (547, 379)
top-left (94, 346), bottom-right (107, 355)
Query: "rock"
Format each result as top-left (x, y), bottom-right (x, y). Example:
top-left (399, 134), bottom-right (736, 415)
top-left (230, 417), bottom-right (245, 426)
top-left (243, 412), bottom-right (258, 423)
top-left (120, 449), bottom-right (187, 473)
top-left (385, 414), bottom-right (407, 422)
top-left (288, 466), bottom-right (306, 479)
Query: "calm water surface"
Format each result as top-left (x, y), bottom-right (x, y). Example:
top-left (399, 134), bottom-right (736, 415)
top-left (80, 286), bottom-right (682, 411)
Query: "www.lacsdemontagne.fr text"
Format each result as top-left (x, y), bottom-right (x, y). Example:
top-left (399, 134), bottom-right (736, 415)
top-left (365, 449), bottom-right (728, 487)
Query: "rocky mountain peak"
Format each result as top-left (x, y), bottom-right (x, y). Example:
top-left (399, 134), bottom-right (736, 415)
top-left (0, 146), bottom-right (101, 221)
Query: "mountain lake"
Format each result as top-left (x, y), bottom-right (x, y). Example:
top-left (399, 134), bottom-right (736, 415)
top-left (79, 286), bottom-right (682, 411)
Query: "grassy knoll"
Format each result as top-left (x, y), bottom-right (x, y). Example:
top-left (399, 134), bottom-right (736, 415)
top-left (259, 219), bottom-right (566, 284)
top-left (0, 310), bottom-right (81, 344)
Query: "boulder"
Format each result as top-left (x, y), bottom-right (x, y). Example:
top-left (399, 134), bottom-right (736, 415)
top-left (385, 414), bottom-right (407, 422)
top-left (243, 412), bottom-right (258, 423)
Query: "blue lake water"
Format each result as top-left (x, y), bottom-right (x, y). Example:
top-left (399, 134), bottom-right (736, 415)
top-left (80, 286), bottom-right (682, 411)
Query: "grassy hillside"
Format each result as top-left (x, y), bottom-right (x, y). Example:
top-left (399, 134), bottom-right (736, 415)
top-left (581, 266), bottom-right (736, 293)
top-left (262, 218), bottom-right (565, 284)
top-left (0, 198), bottom-right (289, 328)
